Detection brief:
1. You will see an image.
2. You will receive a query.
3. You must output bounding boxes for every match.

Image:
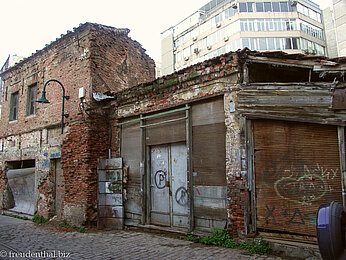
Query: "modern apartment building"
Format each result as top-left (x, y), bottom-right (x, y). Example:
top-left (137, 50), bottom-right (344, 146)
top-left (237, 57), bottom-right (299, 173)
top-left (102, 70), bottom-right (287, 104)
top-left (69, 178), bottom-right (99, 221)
top-left (323, 0), bottom-right (346, 58)
top-left (161, 0), bottom-right (326, 75)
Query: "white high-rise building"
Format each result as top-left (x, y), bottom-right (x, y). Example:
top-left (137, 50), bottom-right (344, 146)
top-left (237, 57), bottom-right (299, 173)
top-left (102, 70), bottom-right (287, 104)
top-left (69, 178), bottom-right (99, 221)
top-left (323, 0), bottom-right (346, 58)
top-left (161, 0), bottom-right (326, 75)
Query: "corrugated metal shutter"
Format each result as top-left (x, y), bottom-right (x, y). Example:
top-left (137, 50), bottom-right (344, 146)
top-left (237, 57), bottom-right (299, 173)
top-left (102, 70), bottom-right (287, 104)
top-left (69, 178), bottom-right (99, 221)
top-left (254, 119), bottom-right (342, 236)
top-left (145, 110), bottom-right (186, 146)
top-left (192, 97), bottom-right (227, 222)
top-left (192, 97), bottom-right (226, 186)
top-left (121, 120), bottom-right (142, 219)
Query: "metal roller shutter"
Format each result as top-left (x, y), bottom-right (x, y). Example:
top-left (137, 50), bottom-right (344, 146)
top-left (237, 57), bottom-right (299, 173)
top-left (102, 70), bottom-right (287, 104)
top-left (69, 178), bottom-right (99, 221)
top-left (254, 119), bottom-right (342, 236)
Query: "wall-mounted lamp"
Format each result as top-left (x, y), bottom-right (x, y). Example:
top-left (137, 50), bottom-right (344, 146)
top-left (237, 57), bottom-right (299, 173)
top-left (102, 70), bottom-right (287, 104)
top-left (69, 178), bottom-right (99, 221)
top-left (36, 79), bottom-right (69, 134)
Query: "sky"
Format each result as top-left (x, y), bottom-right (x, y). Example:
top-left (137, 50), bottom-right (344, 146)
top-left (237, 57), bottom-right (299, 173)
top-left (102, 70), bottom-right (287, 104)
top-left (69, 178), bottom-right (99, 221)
top-left (0, 0), bottom-right (333, 66)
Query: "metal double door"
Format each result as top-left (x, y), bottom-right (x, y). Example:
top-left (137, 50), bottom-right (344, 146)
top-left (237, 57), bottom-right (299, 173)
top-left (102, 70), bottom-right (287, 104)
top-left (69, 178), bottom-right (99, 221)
top-left (150, 142), bottom-right (188, 228)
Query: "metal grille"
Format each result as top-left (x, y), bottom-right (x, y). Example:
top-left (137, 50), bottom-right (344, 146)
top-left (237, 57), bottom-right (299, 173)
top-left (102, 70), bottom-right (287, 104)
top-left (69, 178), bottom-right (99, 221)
top-left (254, 119), bottom-right (342, 236)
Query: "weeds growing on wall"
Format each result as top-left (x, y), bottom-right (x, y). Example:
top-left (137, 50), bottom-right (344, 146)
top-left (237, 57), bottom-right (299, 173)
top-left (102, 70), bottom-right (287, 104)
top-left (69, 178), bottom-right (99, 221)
top-left (32, 215), bottom-right (48, 224)
top-left (180, 228), bottom-right (271, 256)
top-left (58, 219), bottom-right (85, 233)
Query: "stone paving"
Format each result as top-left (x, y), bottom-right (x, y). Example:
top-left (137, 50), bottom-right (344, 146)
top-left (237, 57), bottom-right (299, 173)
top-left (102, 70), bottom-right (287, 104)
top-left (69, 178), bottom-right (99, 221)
top-left (0, 215), bottom-right (283, 260)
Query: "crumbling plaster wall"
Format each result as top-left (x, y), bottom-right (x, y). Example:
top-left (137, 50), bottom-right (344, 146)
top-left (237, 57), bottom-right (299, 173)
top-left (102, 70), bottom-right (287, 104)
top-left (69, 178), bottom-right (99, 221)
top-left (224, 92), bottom-right (247, 237)
top-left (0, 127), bottom-right (62, 217)
top-left (114, 53), bottom-right (247, 236)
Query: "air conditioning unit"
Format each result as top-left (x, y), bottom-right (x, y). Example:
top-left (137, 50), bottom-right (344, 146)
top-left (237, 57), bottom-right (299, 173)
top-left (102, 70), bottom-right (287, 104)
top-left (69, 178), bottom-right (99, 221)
top-left (192, 36), bottom-right (197, 41)
top-left (224, 36), bottom-right (229, 42)
top-left (216, 22), bottom-right (221, 28)
top-left (290, 0), bottom-right (297, 6)
top-left (207, 45), bottom-right (212, 50)
top-left (303, 49), bottom-right (317, 55)
top-left (194, 48), bottom-right (200, 54)
top-left (184, 56), bottom-right (189, 61)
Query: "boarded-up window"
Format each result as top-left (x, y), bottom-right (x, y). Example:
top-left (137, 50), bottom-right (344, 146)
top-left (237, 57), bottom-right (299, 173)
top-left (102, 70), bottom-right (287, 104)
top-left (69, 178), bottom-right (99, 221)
top-left (192, 97), bottom-right (226, 186)
top-left (254, 119), bottom-right (342, 236)
top-left (192, 97), bottom-right (227, 223)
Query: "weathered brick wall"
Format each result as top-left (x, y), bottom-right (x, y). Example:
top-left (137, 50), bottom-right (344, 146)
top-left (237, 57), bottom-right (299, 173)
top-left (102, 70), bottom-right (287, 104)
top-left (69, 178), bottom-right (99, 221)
top-left (0, 22), bottom-right (156, 225)
top-left (89, 24), bottom-right (155, 95)
top-left (224, 92), bottom-right (247, 237)
top-left (0, 23), bottom-right (93, 216)
top-left (0, 26), bottom-right (92, 138)
top-left (61, 109), bottom-right (110, 226)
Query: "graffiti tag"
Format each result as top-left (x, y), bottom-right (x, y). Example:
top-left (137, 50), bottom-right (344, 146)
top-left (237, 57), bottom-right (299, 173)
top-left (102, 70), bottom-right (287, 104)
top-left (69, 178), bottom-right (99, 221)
top-left (154, 170), bottom-right (167, 189)
top-left (274, 164), bottom-right (338, 205)
top-left (265, 205), bottom-right (276, 223)
top-left (265, 205), bottom-right (316, 226)
top-left (175, 187), bottom-right (188, 206)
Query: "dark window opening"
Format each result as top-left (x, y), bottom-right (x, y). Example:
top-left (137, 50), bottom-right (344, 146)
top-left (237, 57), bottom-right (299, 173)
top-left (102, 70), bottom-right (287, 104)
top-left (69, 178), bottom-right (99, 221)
top-left (9, 91), bottom-right (19, 121)
top-left (6, 160), bottom-right (35, 169)
top-left (26, 84), bottom-right (37, 116)
top-left (247, 63), bottom-right (339, 83)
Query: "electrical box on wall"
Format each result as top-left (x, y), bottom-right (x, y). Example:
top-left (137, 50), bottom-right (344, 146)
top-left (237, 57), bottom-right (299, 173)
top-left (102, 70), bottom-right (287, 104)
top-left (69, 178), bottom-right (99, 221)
top-left (79, 87), bottom-right (85, 99)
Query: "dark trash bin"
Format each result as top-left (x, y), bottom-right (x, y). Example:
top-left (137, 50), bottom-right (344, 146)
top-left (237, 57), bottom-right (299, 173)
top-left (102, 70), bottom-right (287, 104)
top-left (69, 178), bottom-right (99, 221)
top-left (316, 202), bottom-right (345, 260)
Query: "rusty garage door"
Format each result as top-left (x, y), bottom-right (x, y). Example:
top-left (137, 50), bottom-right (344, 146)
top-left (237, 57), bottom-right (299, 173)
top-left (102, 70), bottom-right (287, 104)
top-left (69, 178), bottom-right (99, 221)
top-left (253, 119), bottom-right (342, 236)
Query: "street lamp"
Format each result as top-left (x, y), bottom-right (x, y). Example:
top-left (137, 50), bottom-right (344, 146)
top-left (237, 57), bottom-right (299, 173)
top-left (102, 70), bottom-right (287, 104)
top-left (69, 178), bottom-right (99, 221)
top-left (36, 79), bottom-right (70, 134)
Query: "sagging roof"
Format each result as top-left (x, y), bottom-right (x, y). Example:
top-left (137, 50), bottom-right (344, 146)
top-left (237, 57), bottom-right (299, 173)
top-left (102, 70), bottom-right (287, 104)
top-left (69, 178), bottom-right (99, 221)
top-left (110, 48), bottom-right (345, 104)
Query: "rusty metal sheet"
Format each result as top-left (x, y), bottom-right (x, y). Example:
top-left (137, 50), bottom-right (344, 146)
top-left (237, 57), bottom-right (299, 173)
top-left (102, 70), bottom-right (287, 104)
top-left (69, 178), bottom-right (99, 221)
top-left (193, 123), bottom-right (226, 186)
top-left (121, 122), bottom-right (141, 184)
top-left (194, 186), bottom-right (227, 220)
top-left (121, 123), bottom-right (142, 220)
top-left (98, 218), bottom-right (123, 230)
top-left (97, 158), bottom-right (122, 170)
top-left (98, 158), bottom-right (124, 229)
top-left (254, 119), bottom-right (342, 236)
top-left (332, 88), bottom-right (346, 110)
top-left (192, 97), bottom-right (225, 126)
top-left (146, 111), bottom-right (186, 146)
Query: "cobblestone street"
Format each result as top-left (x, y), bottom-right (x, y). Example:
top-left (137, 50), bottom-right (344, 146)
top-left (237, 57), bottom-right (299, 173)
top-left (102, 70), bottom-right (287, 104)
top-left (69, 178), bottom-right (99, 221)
top-left (0, 216), bottom-right (283, 260)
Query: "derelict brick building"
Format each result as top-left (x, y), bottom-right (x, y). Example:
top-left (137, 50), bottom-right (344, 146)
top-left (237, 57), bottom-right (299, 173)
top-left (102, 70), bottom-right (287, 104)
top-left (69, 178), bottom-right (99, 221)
top-left (0, 21), bottom-right (345, 245)
top-left (0, 22), bottom-right (155, 225)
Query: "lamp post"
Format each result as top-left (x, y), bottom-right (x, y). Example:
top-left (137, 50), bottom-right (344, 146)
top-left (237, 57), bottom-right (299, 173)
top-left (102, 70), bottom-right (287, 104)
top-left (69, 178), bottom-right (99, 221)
top-left (36, 79), bottom-right (70, 134)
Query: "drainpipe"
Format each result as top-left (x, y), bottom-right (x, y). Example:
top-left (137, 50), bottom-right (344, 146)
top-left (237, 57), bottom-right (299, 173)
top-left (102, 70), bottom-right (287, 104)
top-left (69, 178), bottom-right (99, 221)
top-left (338, 126), bottom-right (346, 209)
